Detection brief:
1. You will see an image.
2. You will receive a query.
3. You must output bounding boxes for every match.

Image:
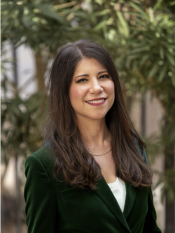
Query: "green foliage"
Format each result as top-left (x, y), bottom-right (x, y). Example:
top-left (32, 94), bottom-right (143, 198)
top-left (1, 0), bottom-right (83, 53)
top-left (154, 169), bottom-right (175, 202)
top-left (1, 78), bottom-right (43, 165)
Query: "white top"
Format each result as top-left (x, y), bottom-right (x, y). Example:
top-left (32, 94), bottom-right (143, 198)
top-left (107, 177), bottom-right (126, 212)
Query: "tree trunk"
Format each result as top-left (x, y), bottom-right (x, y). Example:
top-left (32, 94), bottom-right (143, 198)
top-left (1, 163), bottom-right (8, 193)
top-left (141, 93), bottom-right (146, 137)
top-left (13, 44), bottom-right (21, 233)
top-left (34, 51), bottom-right (46, 92)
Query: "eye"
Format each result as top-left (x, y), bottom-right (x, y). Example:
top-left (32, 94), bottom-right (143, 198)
top-left (99, 74), bottom-right (109, 79)
top-left (76, 78), bottom-right (88, 83)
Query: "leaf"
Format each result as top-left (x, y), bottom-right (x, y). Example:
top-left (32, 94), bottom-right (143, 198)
top-left (149, 8), bottom-right (154, 23)
top-left (125, 57), bottom-right (131, 69)
top-left (166, 53), bottom-right (175, 67)
top-left (129, 2), bottom-right (148, 20)
top-left (130, 45), bottom-right (150, 54)
top-left (171, 75), bottom-right (175, 87)
top-left (116, 11), bottom-right (129, 37)
top-left (170, 1), bottom-right (175, 6)
top-left (148, 63), bottom-right (159, 79)
top-left (139, 54), bottom-right (150, 66)
top-left (95, 0), bottom-right (104, 5)
top-left (35, 3), bottom-right (64, 23)
top-left (153, 0), bottom-right (164, 11)
top-left (94, 20), bottom-right (106, 31)
top-left (129, 53), bottom-right (142, 60)
top-left (95, 9), bottom-right (110, 16)
top-left (159, 46), bottom-right (164, 59)
top-left (130, 0), bottom-right (140, 4)
top-left (158, 63), bottom-right (168, 82)
top-left (54, 1), bottom-right (77, 10)
top-left (106, 17), bottom-right (113, 25)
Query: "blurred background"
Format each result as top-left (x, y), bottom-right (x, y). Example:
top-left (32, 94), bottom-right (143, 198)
top-left (1, 0), bottom-right (175, 233)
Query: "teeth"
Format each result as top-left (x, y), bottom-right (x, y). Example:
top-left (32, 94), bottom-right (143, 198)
top-left (87, 99), bottom-right (105, 103)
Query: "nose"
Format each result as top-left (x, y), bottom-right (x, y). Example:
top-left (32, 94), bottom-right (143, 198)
top-left (89, 79), bottom-right (103, 94)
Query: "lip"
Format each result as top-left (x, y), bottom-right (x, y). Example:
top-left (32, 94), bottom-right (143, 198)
top-left (85, 98), bottom-right (107, 106)
top-left (86, 97), bottom-right (107, 101)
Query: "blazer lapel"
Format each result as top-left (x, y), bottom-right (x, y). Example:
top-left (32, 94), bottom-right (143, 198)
top-left (123, 182), bottom-right (137, 219)
top-left (94, 177), bottom-right (131, 233)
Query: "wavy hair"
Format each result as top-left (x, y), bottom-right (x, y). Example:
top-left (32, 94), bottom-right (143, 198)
top-left (44, 39), bottom-right (152, 190)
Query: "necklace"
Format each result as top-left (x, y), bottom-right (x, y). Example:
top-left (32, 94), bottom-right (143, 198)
top-left (88, 148), bottom-right (112, 156)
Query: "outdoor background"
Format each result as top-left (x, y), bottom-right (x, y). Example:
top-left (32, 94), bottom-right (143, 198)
top-left (1, 0), bottom-right (175, 233)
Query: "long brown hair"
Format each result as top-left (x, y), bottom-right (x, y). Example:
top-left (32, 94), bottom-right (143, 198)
top-left (44, 39), bottom-right (152, 190)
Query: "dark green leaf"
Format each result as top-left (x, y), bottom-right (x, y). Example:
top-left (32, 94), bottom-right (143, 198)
top-left (158, 63), bottom-right (168, 82)
top-left (35, 4), bottom-right (64, 23)
top-left (148, 63), bottom-right (159, 79)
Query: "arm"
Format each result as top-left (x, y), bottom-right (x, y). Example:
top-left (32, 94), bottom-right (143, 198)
top-left (24, 155), bottom-right (57, 233)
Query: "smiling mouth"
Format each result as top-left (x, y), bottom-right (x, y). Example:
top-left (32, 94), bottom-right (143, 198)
top-left (86, 98), bottom-right (106, 104)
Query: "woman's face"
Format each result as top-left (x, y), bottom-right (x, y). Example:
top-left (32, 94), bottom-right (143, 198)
top-left (69, 58), bottom-right (115, 121)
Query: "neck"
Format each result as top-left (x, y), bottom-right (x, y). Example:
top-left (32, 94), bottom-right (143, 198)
top-left (76, 116), bottom-right (111, 151)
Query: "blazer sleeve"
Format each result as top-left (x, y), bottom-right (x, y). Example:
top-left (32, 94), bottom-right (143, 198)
top-left (142, 149), bottom-right (162, 233)
top-left (24, 155), bottom-right (58, 233)
top-left (143, 187), bottom-right (162, 233)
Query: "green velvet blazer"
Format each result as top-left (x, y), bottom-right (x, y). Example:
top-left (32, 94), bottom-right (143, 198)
top-left (24, 145), bottom-right (161, 233)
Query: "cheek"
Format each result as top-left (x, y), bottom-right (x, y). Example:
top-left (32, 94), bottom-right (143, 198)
top-left (69, 85), bottom-right (85, 106)
top-left (106, 81), bottom-right (115, 97)
top-left (110, 82), bottom-right (115, 93)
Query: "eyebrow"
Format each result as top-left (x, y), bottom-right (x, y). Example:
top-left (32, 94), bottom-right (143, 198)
top-left (74, 70), bottom-right (108, 79)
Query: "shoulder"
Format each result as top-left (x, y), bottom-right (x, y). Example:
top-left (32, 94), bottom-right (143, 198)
top-left (25, 145), bottom-right (56, 176)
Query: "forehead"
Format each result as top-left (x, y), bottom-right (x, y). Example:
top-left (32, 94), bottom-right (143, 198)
top-left (73, 58), bottom-right (107, 75)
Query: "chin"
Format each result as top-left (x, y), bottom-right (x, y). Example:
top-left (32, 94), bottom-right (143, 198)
top-left (75, 109), bottom-right (109, 121)
top-left (88, 112), bottom-right (107, 120)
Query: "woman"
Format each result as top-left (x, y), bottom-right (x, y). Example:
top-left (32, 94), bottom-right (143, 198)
top-left (24, 39), bottom-right (161, 233)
